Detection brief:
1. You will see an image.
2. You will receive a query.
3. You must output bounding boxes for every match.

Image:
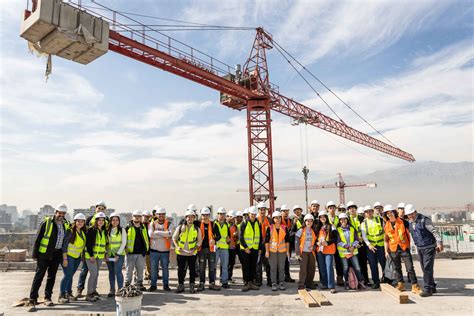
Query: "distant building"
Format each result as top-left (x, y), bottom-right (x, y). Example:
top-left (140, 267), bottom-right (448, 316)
top-left (22, 209), bottom-right (33, 217)
top-left (0, 210), bottom-right (13, 230)
top-left (120, 213), bottom-right (133, 225)
top-left (27, 214), bottom-right (38, 231)
top-left (0, 204), bottom-right (18, 223)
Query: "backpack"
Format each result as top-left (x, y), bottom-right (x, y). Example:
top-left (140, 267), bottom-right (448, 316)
top-left (347, 267), bottom-right (358, 290)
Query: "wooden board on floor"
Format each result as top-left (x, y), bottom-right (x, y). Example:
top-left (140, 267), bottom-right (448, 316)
top-left (307, 290), bottom-right (331, 306)
top-left (380, 283), bottom-right (409, 304)
top-left (298, 289), bottom-right (319, 308)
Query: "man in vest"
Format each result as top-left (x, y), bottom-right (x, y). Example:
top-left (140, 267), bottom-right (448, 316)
top-left (242, 208), bottom-right (249, 222)
top-left (397, 202), bottom-right (406, 219)
top-left (309, 200), bottom-right (320, 218)
top-left (405, 204), bottom-right (443, 297)
top-left (361, 204), bottom-right (385, 289)
top-left (26, 203), bottom-right (69, 312)
top-left (239, 206), bottom-right (261, 292)
top-left (197, 207), bottom-right (220, 291)
top-left (327, 200), bottom-right (343, 286)
top-left (256, 201), bottom-right (272, 287)
top-left (280, 205), bottom-right (295, 283)
top-left (383, 204), bottom-right (422, 294)
top-left (373, 201), bottom-right (384, 218)
top-left (292, 205), bottom-right (304, 232)
top-left (215, 207), bottom-right (231, 289)
top-left (148, 207), bottom-right (173, 292)
top-left (125, 210), bottom-right (149, 291)
top-left (347, 201), bottom-right (370, 286)
top-left (227, 210), bottom-right (241, 284)
top-left (142, 210), bottom-right (152, 282)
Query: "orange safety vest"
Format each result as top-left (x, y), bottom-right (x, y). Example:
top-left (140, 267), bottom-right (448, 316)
top-left (162, 220), bottom-right (171, 250)
top-left (282, 217), bottom-right (291, 230)
top-left (258, 215), bottom-right (271, 237)
top-left (229, 225), bottom-right (238, 248)
top-left (317, 227), bottom-right (336, 255)
top-left (384, 218), bottom-right (410, 252)
top-left (299, 227), bottom-right (316, 255)
top-left (269, 225), bottom-right (287, 253)
top-left (200, 221), bottom-right (215, 252)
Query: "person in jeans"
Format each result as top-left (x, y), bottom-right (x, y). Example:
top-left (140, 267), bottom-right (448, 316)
top-left (173, 210), bottom-right (202, 293)
top-left (59, 213), bottom-right (87, 303)
top-left (84, 212), bottom-right (107, 302)
top-left (405, 204), bottom-right (443, 297)
top-left (315, 210), bottom-right (338, 293)
top-left (197, 207), bottom-right (220, 291)
top-left (265, 211), bottom-right (290, 291)
top-left (106, 212), bottom-right (126, 297)
top-left (26, 204), bottom-right (69, 312)
top-left (336, 213), bottom-right (366, 290)
top-left (125, 210), bottom-right (149, 291)
top-left (148, 207), bottom-right (173, 292)
top-left (215, 207), bottom-right (231, 289)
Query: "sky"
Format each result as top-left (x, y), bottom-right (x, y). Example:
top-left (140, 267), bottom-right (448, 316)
top-left (0, 0), bottom-right (473, 215)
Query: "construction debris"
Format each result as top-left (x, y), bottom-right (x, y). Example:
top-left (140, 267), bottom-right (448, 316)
top-left (380, 283), bottom-right (409, 304)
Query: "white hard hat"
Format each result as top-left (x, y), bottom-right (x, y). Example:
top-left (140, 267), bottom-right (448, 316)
top-left (227, 210), bottom-right (235, 217)
top-left (304, 214), bottom-right (314, 221)
top-left (242, 208), bottom-right (249, 215)
top-left (257, 201), bottom-right (267, 209)
top-left (200, 207), bottom-right (211, 215)
top-left (338, 203), bottom-right (345, 209)
top-left (346, 201), bottom-right (357, 208)
top-left (272, 211), bottom-right (282, 218)
top-left (236, 211), bottom-right (243, 217)
top-left (326, 201), bottom-right (336, 208)
top-left (364, 205), bottom-right (373, 212)
top-left (96, 201), bottom-right (107, 208)
top-left (74, 213), bottom-right (86, 221)
top-left (132, 210), bottom-right (142, 216)
top-left (338, 213), bottom-right (348, 220)
top-left (187, 204), bottom-right (197, 212)
top-left (217, 207), bottom-right (226, 214)
top-left (404, 204), bottom-right (416, 215)
top-left (357, 207), bottom-right (365, 214)
top-left (185, 210), bottom-right (196, 217)
top-left (310, 200), bottom-right (320, 205)
top-left (383, 204), bottom-right (395, 213)
top-left (280, 204), bottom-right (290, 211)
top-left (293, 205), bottom-right (303, 211)
top-left (153, 205), bottom-right (161, 211)
top-left (318, 210), bottom-right (328, 217)
top-left (248, 206), bottom-right (258, 215)
top-left (156, 207), bottom-right (166, 215)
top-left (109, 212), bottom-right (120, 219)
top-left (96, 212), bottom-right (106, 219)
top-left (142, 210), bottom-right (152, 216)
top-left (373, 201), bottom-right (382, 208)
top-left (397, 202), bottom-right (406, 209)
top-left (56, 203), bottom-right (68, 213)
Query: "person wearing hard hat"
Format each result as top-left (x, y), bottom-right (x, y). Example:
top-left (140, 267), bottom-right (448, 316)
top-left (125, 210), bottom-right (149, 292)
top-left (280, 205), bottom-right (295, 283)
top-left (239, 206), bottom-right (261, 292)
top-left (265, 211), bottom-right (290, 291)
top-left (256, 201), bottom-right (272, 287)
top-left (292, 205), bottom-right (305, 232)
top-left (326, 201), bottom-right (343, 286)
top-left (314, 210), bottom-right (338, 293)
top-left (142, 210), bottom-right (153, 283)
top-left (337, 203), bottom-right (346, 215)
top-left (336, 213), bottom-right (366, 290)
top-left (84, 211), bottom-right (108, 302)
top-left (405, 204), bottom-right (443, 297)
top-left (309, 200), bottom-right (320, 217)
top-left (361, 205), bottom-right (385, 289)
top-left (295, 213), bottom-right (317, 290)
top-left (214, 207), bottom-right (231, 289)
top-left (382, 205), bottom-right (422, 294)
top-left (148, 207), bottom-right (173, 292)
top-left (242, 208), bottom-right (249, 221)
top-left (197, 207), bottom-right (220, 291)
top-left (26, 204), bottom-right (69, 311)
top-left (373, 201), bottom-right (384, 218)
top-left (348, 202), bottom-right (370, 286)
top-left (173, 210), bottom-right (202, 293)
top-left (227, 211), bottom-right (241, 284)
top-left (397, 202), bottom-right (406, 219)
top-left (58, 213), bottom-right (86, 304)
top-left (105, 212), bottom-right (127, 297)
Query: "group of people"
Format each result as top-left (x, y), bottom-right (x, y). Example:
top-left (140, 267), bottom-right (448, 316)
top-left (24, 199), bottom-right (443, 312)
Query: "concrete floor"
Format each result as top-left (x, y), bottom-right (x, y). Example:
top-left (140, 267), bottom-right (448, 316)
top-left (0, 258), bottom-right (473, 315)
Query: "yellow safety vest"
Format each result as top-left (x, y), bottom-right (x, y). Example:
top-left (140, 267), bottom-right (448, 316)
top-left (109, 228), bottom-right (125, 256)
top-left (67, 230), bottom-right (86, 259)
top-left (337, 226), bottom-right (358, 258)
top-left (176, 225), bottom-right (198, 255)
top-left (85, 229), bottom-right (106, 259)
top-left (38, 217), bottom-right (68, 254)
top-left (127, 225), bottom-right (149, 253)
top-left (350, 215), bottom-right (361, 236)
top-left (329, 215), bottom-right (339, 227)
top-left (89, 213), bottom-right (109, 228)
top-left (215, 221), bottom-right (229, 250)
top-left (363, 216), bottom-right (384, 247)
top-left (240, 220), bottom-right (260, 250)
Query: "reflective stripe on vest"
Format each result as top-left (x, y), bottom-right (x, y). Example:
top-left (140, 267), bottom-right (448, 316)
top-left (269, 225), bottom-right (287, 253)
top-left (296, 218), bottom-right (303, 230)
top-left (109, 229), bottom-right (124, 256)
top-left (127, 225), bottom-right (149, 253)
top-left (38, 218), bottom-right (53, 254)
top-left (329, 215), bottom-right (339, 227)
top-left (85, 230), bottom-right (106, 259)
top-left (258, 215), bottom-right (270, 237)
top-left (364, 216), bottom-right (384, 246)
top-left (176, 225), bottom-right (198, 255)
top-left (300, 227), bottom-right (316, 254)
top-left (67, 230), bottom-right (85, 259)
top-left (229, 225), bottom-right (238, 248)
top-left (241, 220), bottom-right (260, 250)
top-left (384, 218), bottom-right (410, 252)
top-left (200, 221), bottom-right (215, 252)
top-left (216, 221), bottom-right (229, 249)
top-left (337, 226), bottom-right (358, 258)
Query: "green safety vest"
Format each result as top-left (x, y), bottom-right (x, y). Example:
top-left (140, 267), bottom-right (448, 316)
top-left (329, 215), bottom-right (339, 227)
top-left (240, 220), bottom-right (260, 250)
top-left (67, 230), bottom-right (86, 259)
top-left (109, 229), bottom-right (125, 256)
top-left (337, 226), bottom-right (358, 258)
top-left (363, 216), bottom-right (384, 247)
top-left (295, 217), bottom-right (303, 230)
top-left (176, 225), bottom-right (198, 255)
top-left (38, 217), bottom-right (68, 254)
top-left (127, 225), bottom-right (149, 253)
top-left (85, 229), bottom-right (106, 259)
top-left (215, 221), bottom-right (229, 249)
top-left (350, 215), bottom-right (361, 234)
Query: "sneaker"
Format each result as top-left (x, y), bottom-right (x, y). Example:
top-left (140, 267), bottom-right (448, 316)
top-left (138, 284), bottom-right (146, 292)
top-left (189, 283), bottom-right (196, 294)
top-left (344, 283), bottom-right (350, 290)
top-left (420, 290), bottom-right (433, 297)
top-left (92, 291), bottom-right (100, 298)
top-left (330, 288), bottom-right (337, 294)
top-left (163, 285), bottom-right (171, 292)
top-left (284, 277), bottom-right (296, 283)
top-left (86, 294), bottom-right (97, 302)
top-left (372, 283), bottom-right (380, 290)
top-left (249, 281), bottom-right (260, 290)
top-left (320, 285), bottom-right (328, 290)
top-left (242, 283), bottom-right (250, 292)
top-left (44, 298), bottom-right (54, 306)
top-left (396, 282), bottom-right (405, 292)
top-left (271, 283), bottom-right (278, 291)
top-left (209, 283), bottom-right (221, 291)
top-left (75, 288), bottom-right (84, 299)
top-left (175, 284), bottom-right (185, 293)
top-left (68, 292), bottom-right (77, 302)
top-left (279, 283), bottom-right (286, 291)
top-left (432, 287), bottom-right (437, 294)
top-left (336, 276), bottom-right (344, 286)
top-left (222, 283), bottom-right (230, 289)
top-left (147, 285), bottom-right (157, 292)
top-left (58, 294), bottom-right (68, 304)
top-left (306, 283), bottom-right (318, 290)
top-left (197, 283), bottom-right (205, 292)
top-left (26, 300), bottom-right (36, 313)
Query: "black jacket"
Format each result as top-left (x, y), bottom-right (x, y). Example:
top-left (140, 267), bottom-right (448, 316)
top-left (85, 227), bottom-right (108, 258)
top-left (32, 218), bottom-right (67, 260)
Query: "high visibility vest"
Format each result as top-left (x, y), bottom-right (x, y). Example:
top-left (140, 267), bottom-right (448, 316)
top-left (337, 226), bottom-right (358, 258)
top-left (38, 217), bottom-right (67, 254)
top-left (329, 215), bottom-right (339, 227)
top-left (350, 215), bottom-right (361, 233)
top-left (229, 225), bottom-right (239, 248)
top-left (241, 220), bottom-right (260, 250)
top-left (67, 230), bottom-right (86, 259)
top-left (295, 217), bottom-right (303, 230)
top-left (215, 221), bottom-right (229, 250)
top-left (269, 225), bottom-right (287, 253)
top-left (89, 213), bottom-right (109, 228)
top-left (127, 225), bottom-right (149, 253)
top-left (161, 220), bottom-right (171, 250)
top-left (85, 229), bottom-right (106, 259)
top-left (176, 225), bottom-right (198, 255)
top-left (200, 221), bottom-right (215, 252)
top-left (384, 218), bottom-right (410, 252)
top-left (299, 227), bottom-right (316, 254)
top-left (282, 218), bottom-right (291, 229)
top-left (109, 228), bottom-right (125, 256)
top-left (363, 216), bottom-right (384, 247)
top-left (317, 227), bottom-right (336, 255)
top-left (258, 215), bottom-right (270, 237)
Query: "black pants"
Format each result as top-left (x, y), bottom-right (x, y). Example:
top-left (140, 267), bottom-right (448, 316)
top-left (177, 255), bottom-right (197, 285)
top-left (228, 248), bottom-right (243, 280)
top-left (390, 249), bottom-right (417, 283)
top-left (30, 250), bottom-right (62, 301)
top-left (256, 247), bottom-right (271, 284)
top-left (358, 244), bottom-right (370, 283)
top-left (241, 249), bottom-right (258, 283)
top-left (334, 252), bottom-right (343, 278)
top-left (418, 246), bottom-right (436, 292)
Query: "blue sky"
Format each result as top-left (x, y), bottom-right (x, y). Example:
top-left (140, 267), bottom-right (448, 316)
top-left (1, 0), bottom-right (473, 214)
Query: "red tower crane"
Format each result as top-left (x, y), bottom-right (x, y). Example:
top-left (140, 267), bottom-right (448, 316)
top-left (20, 1), bottom-right (415, 213)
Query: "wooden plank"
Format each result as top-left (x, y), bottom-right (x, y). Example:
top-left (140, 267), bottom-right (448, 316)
top-left (380, 283), bottom-right (409, 304)
top-left (307, 290), bottom-right (331, 306)
top-left (298, 289), bottom-right (319, 308)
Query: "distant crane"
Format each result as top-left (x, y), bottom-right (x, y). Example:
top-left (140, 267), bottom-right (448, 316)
top-left (237, 173), bottom-right (376, 205)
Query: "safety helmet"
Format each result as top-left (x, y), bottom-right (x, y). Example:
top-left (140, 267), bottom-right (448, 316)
top-left (318, 210), bottom-right (328, 217)
top-left (272, 211), bottom-right (282, 218)
top-left (142, 210), bottom-right (152, 216)
top-left (383, 204), bottom-right (395, 213)
top-left (364, 205), bottom-right (373, 212)
top-left (187, 204), bottom-right (197, 212)
top-left (293, 205), bottom-right (303, 212)
top-left (338, 213), bottom-right (348, 220)
top-left (96, 212), bottom-right (106, 219)
top-left (132, 210), bottom-right (142, 216)
top-left (257, 201), bottom-right (267, 209)
top-left (242, 208), bottom-right (249, 215)
top-left (236, 211), bottom-right (243, 217)
top-left (397, 202), bottom-right (406, 209)
top-left (217, 207), bottom-right (226, 214)
top-left (96, 201), bottom-right (107, 208)
top-left (373, 201), bottom-right (382, 208)
top-left (326, 201), bottom-right (336, 208)
top-left (109, 212), bottom-right (120, 219)
top-left (156, 207), bottom-right (166, 215)
top-left (304, 214), bottom-right (314, 221)
top-left (56, 203), bottom-right (68, 213)
top-left (310, 200), bottom-right (319, 205)
top-left (346, 201), bottom-right (357, 209)
top-left (74, 213), bottom-right (86, 221)
top-left (280, 204), bottom-right (290, 211)
top-left (185, 210), bottom-right (196, 217)
top-left (200, 207), bottom-right (211, 215)
top-left (248, 206), bottom-right (258, 215)
top-left (404, 204), bottom-right (416, 215)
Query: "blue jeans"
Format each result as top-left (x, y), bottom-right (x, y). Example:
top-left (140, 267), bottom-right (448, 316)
top-left (341, 255), bottom-right (364, 283)
top-left (216, 248), bottom-right (229, 284)
top-left (77, 259), bottom-right (88, 290)
top-left (106, 255), bottom-right (124, 291)
top-left (317, 252), bottom-right (335, 289)
top-left (367, 245), bottom-right (386, 284)
top-left (60, 255), bottom-right (82, 295)
top-left (150, 251), bottom-right (170, 287)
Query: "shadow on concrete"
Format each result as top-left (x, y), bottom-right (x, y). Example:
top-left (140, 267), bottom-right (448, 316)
top-left (430, 277), bottom-right (474, 297)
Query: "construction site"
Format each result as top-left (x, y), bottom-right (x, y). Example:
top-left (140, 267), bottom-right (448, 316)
top-left (1, 0), bottom-right (473, 315)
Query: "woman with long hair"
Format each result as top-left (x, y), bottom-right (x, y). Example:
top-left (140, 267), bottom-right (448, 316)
top-left (85, 212), bottom-right (108, 302)
top-left (106, 212), bottom-right (127, 297)
top-left (315, 210), bottom-right (338, 293)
